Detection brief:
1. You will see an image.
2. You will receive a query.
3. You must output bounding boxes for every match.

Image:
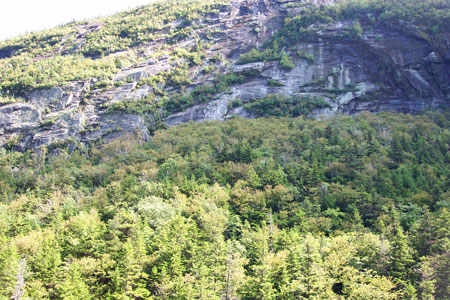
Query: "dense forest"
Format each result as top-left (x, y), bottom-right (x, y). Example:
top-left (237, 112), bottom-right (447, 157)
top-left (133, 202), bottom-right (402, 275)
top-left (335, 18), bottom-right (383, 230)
top-left (1, 112), bottom-right (449, 299)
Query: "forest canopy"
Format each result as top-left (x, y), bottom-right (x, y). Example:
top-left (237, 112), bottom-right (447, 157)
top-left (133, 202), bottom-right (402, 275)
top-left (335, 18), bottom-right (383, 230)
top-left (1, 112), bottom-right (449, 299)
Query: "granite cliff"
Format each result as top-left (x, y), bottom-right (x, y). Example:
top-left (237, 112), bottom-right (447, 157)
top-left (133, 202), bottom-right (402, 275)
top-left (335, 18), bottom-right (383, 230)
top-left (0, 0), bottom-right (449, 151)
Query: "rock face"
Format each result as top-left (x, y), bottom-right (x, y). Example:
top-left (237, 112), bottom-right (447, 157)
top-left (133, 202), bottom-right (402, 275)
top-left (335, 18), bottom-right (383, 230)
top-left (165, 95), bottom-right (231, 126)
top-left (0, 0), bottom-right (449, 151)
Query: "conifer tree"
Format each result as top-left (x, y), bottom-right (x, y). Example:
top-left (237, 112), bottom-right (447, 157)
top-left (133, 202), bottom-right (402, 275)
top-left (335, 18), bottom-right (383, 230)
top-left (386, 208), bottom-right (415, 287)
top-left (56, 262), bottom-right (92, 300)
top-left (0, 234), bottom-right (19, 299)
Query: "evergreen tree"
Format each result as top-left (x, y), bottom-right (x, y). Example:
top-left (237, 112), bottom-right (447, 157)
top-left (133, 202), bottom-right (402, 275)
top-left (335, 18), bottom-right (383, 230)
top-left (56, 262), bottom-right (92, 300)
top-left (386, 209), bottom-right (415, 287)
top-left (0, 234), bottom-right (18, 299)
top-left (390, 134), bottom-right (405, 166)
top-left (419, 260), bottom-right (436, 300)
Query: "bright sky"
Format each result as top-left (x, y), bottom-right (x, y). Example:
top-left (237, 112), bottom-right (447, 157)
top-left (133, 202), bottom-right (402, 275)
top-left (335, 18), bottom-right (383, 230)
top-left (0, 0), bottom-right (155, 41)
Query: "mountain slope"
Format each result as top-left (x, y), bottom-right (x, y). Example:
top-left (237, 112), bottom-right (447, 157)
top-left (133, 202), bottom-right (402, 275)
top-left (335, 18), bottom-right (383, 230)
top-left (1, 1), bottom-right (450, 298)
top-left (1, 112), bottom-right (449, 299)
top-left (0, 0), bottom-right (449, 151)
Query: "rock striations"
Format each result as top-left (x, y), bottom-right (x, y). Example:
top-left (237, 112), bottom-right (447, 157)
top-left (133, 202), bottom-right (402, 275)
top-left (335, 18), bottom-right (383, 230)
top-left (0, 0), bottom-right (449, 151)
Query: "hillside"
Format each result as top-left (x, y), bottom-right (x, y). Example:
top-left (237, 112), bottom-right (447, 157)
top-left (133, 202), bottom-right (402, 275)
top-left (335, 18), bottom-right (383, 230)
top-left (0, 0), bottom-right (450, 299)
top-left (0, 0), bottom-right (449, 151)
top-left (1, 112), bottom-right (450, 299)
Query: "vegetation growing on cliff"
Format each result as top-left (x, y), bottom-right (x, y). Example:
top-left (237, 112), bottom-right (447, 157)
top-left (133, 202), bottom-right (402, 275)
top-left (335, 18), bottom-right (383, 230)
top-left (1, 112), bottom-right (449, 299)
top-left (0, 0), bottom-right (449, 297)
top-left (0, 52), bottom-right (136, 95)
top-left (237, 0), bottom-right (449, 64)
top-left (0, 0), bottom-right (447, 100)
top-left (244, 94), bottom-right (330, 117)
top-left (0, 0), bottom-right (230, 96)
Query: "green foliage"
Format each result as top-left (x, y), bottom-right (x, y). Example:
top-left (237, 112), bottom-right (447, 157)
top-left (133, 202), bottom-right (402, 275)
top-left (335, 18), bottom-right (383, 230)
top-left (40, 118), bottom-right (56, 127)
top-left (229, 99), bottom-right (243, 109)
top-left (163, 73), bottom-right (245, 113)
top-left (267, 79), bottom-right (284, 87)
top-left (296, 50), bottom-right (315, 64)
top-left (351, 21), bottom-right (363, 38)
top-left (173, 47), bottom-right (206, 66)
top-left (0, 0), bottom-right (447, 100)
top-left (0, 233), bottom-right (18, 298)
top-left (0, 0), bottom-right (230, 95)
top-left (335, 0), bottom-right (450, 33)
top-left (163, 92), bottom-right (194, 113)
top-left (0, 0), bottom-right (449, 297)
top-left (237, 0), bottom-right (449, 71)
top-left (279, 51), bottom-right (295, 70)
top-left (236, 48), bottom-right (279, 65)
top-left (340, 21), bottom-right (364, 39)
top-left (201, 64), bottom-right (215, 74)
top-left (0, 0), bottom-right (229, 60)
top-left (165, 66), bottom-right (192, 88)
top-left (244, 94), bottom-right (330, 117)
top-left (0, 0), bottom-right (446, 104)
top-left (0, 52), bottom-right (135, 95)
top-left (261, 0), bottom-right (449, 55)
top-left (275, 9), bottom-right (332, 46)
top-left (105, 96), bottom-right (158, 115)
top-left (214, 73), bottom-right (245, 88)
top-left (103, 96), bottom-right (164, 132)
top-left (1, 111), bottom-right (449, 298)
top-left (0, 94), bottom-right (22, 104)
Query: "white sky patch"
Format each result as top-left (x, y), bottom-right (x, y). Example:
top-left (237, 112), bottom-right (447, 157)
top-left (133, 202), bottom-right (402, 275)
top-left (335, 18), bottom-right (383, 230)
top-left (0, 0), bottom-right (155, 41)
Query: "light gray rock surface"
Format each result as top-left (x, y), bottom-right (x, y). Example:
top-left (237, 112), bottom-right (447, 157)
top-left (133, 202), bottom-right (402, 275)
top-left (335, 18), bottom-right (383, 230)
top-left (1, 0), bottom-right (448, 151)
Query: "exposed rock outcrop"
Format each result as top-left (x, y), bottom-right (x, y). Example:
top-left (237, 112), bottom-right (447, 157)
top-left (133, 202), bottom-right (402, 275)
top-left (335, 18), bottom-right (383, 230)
top-left (1, 0), bottom-right (448, 151)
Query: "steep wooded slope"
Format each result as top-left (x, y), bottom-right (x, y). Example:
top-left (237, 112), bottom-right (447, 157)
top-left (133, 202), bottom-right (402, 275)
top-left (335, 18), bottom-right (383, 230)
top-left (1, 112), bottom-right (449, 299)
